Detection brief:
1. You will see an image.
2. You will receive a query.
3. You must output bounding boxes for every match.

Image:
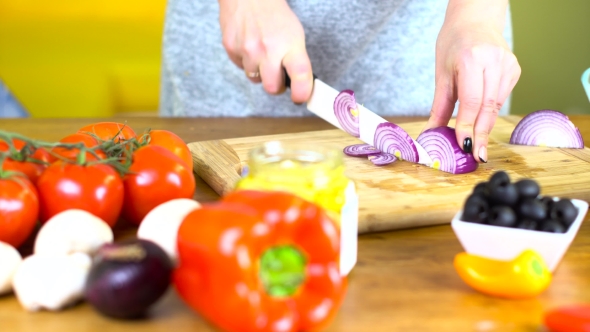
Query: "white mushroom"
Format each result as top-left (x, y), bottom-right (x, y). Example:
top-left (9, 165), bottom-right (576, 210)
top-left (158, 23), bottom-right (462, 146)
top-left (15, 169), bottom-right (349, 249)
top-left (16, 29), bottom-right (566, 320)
top-left (34, 209), bottom-right (113, 256)
top-left (0, 241), bottom-right (23, 295)
top-left (137, 198), bottom-right (201, 264)
top-left (12, 252), bottom-right (92, 311)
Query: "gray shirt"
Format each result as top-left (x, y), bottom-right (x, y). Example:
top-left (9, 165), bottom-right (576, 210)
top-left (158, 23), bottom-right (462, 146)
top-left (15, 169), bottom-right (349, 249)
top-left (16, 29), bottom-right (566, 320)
top-left (160, 0), bottom-right (513, 117)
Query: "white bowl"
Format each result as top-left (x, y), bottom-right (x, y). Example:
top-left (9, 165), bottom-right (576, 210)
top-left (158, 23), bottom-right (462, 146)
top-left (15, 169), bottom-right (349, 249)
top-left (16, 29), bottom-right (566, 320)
top-left (451, 198), bottom-right (588, 272)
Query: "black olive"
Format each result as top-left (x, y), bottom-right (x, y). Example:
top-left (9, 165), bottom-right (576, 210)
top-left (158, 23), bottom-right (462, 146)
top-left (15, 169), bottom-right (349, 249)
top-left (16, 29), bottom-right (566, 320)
top-left (472, 182), bottom-right (489, 197)
top-left (489, 171), bottom-right (510, 187)
top-left (489, 182), bottom-right (519, 206)
top-left (550, 199), bottom-right (578, 226)
top-left (461, 194), bottom-right (489, 223)
top-left (517, 198), bottom-right (547, 221)
top-left (516, 219), bottom-right (538, 230)
top-left (540, 196), bottom-right (555, 214)
top-left (515, 179), bottom-right (540, 200)
top-left (539, 220), bottom-right (566, 233)
top-left (488, 206), bottom-right (517, 228)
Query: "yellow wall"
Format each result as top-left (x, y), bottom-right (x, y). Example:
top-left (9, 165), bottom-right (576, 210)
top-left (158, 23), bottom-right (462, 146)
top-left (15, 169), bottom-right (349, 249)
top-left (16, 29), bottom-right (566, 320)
top-left (0, 1), bottom-right (166, 117)
top-left (510, 1), bottom-right (590, 115)
top-left (1, 1), bottom-right (589, 117)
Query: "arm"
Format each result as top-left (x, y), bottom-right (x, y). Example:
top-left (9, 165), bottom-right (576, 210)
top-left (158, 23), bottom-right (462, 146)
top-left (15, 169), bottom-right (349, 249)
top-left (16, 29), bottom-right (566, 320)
top-left (425, 0), bottom-right (521, 163)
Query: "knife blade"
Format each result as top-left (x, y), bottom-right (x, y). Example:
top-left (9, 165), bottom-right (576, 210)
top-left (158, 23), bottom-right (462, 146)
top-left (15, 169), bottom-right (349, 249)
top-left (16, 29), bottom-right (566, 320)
top-left (285, 73), bottom-right (433, 166)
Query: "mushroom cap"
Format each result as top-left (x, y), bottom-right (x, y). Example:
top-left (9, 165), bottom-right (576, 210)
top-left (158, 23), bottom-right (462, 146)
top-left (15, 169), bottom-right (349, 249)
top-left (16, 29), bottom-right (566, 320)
top-left (34, 209), bottom-right (114, 256)
top-left (137, 198), bottom-right (201, 264)
top-left (0, 241), bottom-right (23, 295)
top-left (12, 252), bottom-right (91, 311)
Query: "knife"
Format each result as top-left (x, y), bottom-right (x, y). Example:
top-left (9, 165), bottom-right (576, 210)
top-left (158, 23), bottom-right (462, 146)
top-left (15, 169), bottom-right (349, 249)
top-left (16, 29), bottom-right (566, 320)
top-left (284, 72), bottom-right (433, 166)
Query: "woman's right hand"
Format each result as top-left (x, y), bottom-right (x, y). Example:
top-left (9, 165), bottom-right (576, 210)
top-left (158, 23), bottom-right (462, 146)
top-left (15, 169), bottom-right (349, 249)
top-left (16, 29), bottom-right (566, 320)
top-left (218, 0), bottom-right (314, 104)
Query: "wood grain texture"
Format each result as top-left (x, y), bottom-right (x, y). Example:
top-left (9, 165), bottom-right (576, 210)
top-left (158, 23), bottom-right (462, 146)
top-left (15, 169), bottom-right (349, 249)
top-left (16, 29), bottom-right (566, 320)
top-left (190, 140), bottom-right (242, 196)
top-left (189, 116), bottom-right (590, 233)
top-left (1, 116), bottom-right (590, 332)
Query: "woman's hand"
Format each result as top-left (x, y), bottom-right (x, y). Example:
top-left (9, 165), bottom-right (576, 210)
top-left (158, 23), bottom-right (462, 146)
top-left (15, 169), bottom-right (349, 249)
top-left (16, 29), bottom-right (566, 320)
top-left (218, 0), bottom-right (313, 103)
top-left (424, 0), bottom-right (521, 163)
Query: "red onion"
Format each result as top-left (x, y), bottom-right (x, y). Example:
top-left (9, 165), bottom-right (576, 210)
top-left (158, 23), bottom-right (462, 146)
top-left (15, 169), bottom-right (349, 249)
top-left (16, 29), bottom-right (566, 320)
top-left (373, 122), bottom-right (419, 162)
top-left (368, 153), bottom-right (397, 166)
top-left (510, 109), bottom-right (584, 148)
top-left (416, 126), bottom-right (478, 174)
top-left (84, 239), bottom-right (173, 319)
top-left (333, 90), bottom-right (360, 137)
top-left (343, 144), bottom-right (381, 157)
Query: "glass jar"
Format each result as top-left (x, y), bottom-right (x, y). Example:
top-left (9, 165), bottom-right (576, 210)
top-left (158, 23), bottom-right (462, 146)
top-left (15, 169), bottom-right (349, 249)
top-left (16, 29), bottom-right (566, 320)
top-left (235, 141), bottom-right (358, 276)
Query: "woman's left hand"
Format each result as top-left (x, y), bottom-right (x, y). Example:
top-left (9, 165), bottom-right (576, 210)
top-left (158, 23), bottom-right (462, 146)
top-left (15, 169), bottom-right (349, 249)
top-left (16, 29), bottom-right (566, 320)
top-left (424, 0), bottom-right (521, 163)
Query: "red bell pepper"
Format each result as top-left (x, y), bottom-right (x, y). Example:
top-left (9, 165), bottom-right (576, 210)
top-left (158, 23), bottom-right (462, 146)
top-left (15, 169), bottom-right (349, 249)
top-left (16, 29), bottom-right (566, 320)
top-left (174, 190), bottom-right (347, 332)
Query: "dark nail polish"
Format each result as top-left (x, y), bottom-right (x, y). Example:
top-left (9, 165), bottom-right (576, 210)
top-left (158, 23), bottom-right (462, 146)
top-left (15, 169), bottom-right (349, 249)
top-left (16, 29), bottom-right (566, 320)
top-left (479, 156), bottom-right (487, 163)
top-left (463, 137), bottom-right (472, 153)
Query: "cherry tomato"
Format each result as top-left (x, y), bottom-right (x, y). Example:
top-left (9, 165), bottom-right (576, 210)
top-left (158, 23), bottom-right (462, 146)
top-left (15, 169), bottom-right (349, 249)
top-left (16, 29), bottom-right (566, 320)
top-left (36, 161), bottom-right (124, 227)
top-left (50, 133), bottom-right (107, 162)
top-left (122, 145), bottom-right (196, 225)
top-left (544, 304), bottom-right (590, 332)
top-left (139, 130), bottom-right (193, 172)
top-left (78, 122), bottom-right (136, 143)
top-left (0, 139), bottom-right (51, 184)
top-left (0, 174), bottom-right (39, 248)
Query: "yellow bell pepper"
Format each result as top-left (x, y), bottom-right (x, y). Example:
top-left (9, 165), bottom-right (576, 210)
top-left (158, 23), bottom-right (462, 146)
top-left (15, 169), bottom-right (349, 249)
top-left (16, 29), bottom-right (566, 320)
top-left (454, 249), bottom-right (552, 299)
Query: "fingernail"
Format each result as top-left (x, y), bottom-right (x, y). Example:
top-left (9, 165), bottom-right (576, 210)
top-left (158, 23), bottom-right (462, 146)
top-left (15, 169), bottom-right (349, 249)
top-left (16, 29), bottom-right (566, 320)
top-left (478, 145), bottom-right (488, 163)
top-left (462, 137), bottom-right (472, 153)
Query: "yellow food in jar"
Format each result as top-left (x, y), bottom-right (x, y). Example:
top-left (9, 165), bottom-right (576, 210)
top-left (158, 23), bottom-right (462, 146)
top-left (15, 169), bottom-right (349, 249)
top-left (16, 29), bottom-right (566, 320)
top-left (235, 141), bottom-right (352, 225)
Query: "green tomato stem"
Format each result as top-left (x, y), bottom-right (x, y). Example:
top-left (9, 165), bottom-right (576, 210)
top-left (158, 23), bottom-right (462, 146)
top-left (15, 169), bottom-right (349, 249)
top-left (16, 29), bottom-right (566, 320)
top-left (76, 146), bottom-right (87, 165)
top-left (0, 154), bottom-right (6, 176)
top-left (0, 129), bottom-right (134, 172)
top-left (0, 154), bottom-right (28, 180)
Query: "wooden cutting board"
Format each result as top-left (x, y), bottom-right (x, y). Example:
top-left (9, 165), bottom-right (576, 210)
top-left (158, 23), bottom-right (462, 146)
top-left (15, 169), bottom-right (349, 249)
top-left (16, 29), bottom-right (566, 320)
top-left (188, 116), bottom-right (590, 234)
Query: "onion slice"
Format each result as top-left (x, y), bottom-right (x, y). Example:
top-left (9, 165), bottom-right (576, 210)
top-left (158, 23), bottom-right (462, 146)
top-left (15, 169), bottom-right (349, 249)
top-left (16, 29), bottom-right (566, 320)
top-left (343, 144), bottom-right (381, 157)
top-left (510, 109), bottom-right (584, 148)
top-left (416, 126), bottom-right (478, 174)
top-left (368, 153), bottom-right (397, 166)
top-left (333, 90), bottom-right (360, 137)
top-left (373, 122), bottom-right (419, 162)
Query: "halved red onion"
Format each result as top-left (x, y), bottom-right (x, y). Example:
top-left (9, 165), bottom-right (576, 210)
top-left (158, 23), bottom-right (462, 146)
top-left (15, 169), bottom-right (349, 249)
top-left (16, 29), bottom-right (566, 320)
top-left (343, 144), bottom-right (381, 157)
top-left (333, 90), bottom-right (360, 137)
top-left (368, 153), bottom-right (397, 166)
top-left (510, 109), bottom-right (584, 148)
top-left (373, 122), bottom-right (418, 162)
top-left (416, 126), bottom-right (478, 174)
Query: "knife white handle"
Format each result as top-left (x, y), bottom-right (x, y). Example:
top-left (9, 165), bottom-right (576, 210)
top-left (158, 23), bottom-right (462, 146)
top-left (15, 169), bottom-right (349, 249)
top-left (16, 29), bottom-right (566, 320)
top-left (284, 69), bottom-right (434, 166)
top-left (283, 69), bottom-right (344, 130)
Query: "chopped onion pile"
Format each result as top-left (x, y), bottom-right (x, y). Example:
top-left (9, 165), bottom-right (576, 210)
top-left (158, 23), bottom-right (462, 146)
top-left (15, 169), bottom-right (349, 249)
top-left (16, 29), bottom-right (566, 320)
top-left (373, 122), bottom-right (419, 162)
top-left (509, 109), bottom-right (584, 148)
top-left (416, 127), bottom-right (478, 174)
top-left (368, 153), bottom-right (397, 166)
top-left (333, 90), bottom-right (360, 137)
top-left (342, 143), bottom-right (397, 166)
top-left (343, 144), bottom-right (380, 157)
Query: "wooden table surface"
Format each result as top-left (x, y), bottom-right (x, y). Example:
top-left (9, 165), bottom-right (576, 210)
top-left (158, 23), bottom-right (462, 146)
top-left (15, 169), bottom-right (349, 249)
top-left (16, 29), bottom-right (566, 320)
top-left (1, 115), bottom-right (589, 332)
